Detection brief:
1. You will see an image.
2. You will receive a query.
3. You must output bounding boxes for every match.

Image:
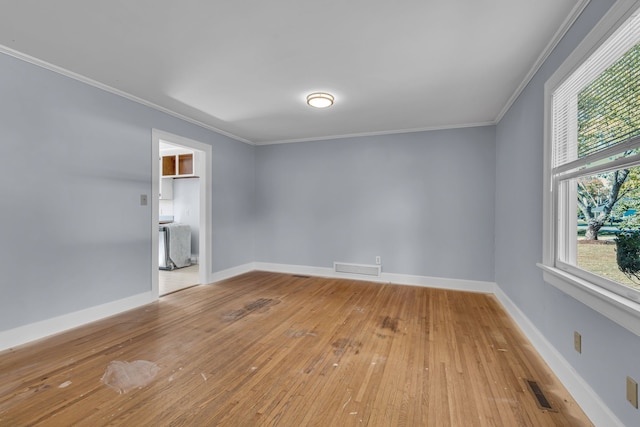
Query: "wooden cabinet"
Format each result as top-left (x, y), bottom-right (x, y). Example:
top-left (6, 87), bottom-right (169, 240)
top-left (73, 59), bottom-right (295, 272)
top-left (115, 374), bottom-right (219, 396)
top-left (162, 156), bottom-right (176, 176)
top-left (161, 153), bottom-right (196, 177)
top-left (178, 154), bottom-right (193, 175)
top-left (159, 151), bottom-right (197, 199)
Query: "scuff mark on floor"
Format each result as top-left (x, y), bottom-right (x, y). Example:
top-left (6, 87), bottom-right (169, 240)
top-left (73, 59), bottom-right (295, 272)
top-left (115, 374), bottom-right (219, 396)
top-left (332, 338), bottom-right (362, 356)
top-left (381, 316), bottom-right (400, 333)
top-left (101, 360), bottom-right (159, 394)
top-left (285, 329), bottom-right (317, 338)
top-left (222, 298), bottom-right (281, 321)
top-left (342, 396), bottom-right (352, 409)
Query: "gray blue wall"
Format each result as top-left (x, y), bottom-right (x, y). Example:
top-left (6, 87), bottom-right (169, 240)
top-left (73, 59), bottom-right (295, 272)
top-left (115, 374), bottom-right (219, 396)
top-left (1, 1), bottom-right (638, 423)
top-left (0, 52), bottom-right (255, 331)
top-left (254, 128), bottom-right (496, 282)
top-left (495, 0), bottom-right (640, 425)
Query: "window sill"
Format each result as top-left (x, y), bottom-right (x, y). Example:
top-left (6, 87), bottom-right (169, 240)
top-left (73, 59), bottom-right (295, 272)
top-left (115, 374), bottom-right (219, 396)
top-left (538, 263), bottom-right (640, 336)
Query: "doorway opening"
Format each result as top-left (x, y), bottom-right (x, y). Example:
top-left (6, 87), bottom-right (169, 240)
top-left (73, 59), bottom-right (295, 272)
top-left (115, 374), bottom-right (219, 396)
top-left (151, 129), bottom-right (212, 297)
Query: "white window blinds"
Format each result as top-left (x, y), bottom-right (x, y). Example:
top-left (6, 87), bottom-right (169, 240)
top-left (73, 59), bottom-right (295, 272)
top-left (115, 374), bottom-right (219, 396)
top-left (553, 11), bottom-right (640, 173)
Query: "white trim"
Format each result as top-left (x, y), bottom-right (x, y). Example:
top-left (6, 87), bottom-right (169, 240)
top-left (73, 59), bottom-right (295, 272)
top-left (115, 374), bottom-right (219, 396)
top-left (253, 262), bottom-right (496, 293)
top-left (0, 291), bottom-right (156, 352)
top-left (0, 45), bottom-right (253, 146)
top-left (542, 0), bottom-right (640, 338)
top-left (381, 271), bottom-right (496, 293)
top-left (3, 264), bottom-right (491, 353)
top-left (208, 263), bottom-right (255, 284)
top-left (0, 0), bottom-right (591, 149)
top-left (251, 0), bottom-right (590, 147)
top-left (152, 129), bottom-right (213, 291)
top-left (494, 284), bottom-right (625, 427)
top-left (0, 44), bottom-right (493, 147)
top-left (495, 0), bottom-right (591, 123)
top-left (539, 264), bottom-right (640, 336)
top-left (254, 121), bottom-right (495, 146)
top-left (0, 262), bottom-right (250, 352)
top-left (247, 262), bottom-right (627, 424)
top-left (0, 261), bottom-right (623, 426)
top-left (545, 0), bottom-right (640, 97)
top-left (151, 135), bottom-right (160, 296)
top-left (557, 152), bottom-right (640, 180)
top-left (554, 135), bottom-right (640, 177)
top-left (253, 262), bottom-right (334, 278)
top-left (333, 262), bottom-right (381, 277)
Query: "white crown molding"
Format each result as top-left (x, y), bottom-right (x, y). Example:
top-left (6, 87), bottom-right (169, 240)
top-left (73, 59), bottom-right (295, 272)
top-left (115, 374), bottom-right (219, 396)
top-left (1, 44), bottom-right (494, 148)
top-left (495, 0), bottom-right (591, 123)
top-left (0, 45), bottom-right (254, 146)
top-left (545, 0), bottom-right (640, 94)
top-left (255, 121), bottom-right (496, 146)
top-left (0, 1), bottom-right (591, 148)
top-left (0, 43), bottom-right (496, 148)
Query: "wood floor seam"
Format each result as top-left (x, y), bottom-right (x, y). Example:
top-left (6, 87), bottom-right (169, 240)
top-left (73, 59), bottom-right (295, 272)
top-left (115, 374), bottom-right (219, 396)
top-left (0, 271), bottom-right (592, 426)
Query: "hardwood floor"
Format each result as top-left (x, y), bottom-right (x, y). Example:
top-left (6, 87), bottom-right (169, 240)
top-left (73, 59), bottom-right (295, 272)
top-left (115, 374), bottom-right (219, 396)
top-left (0, 272), bottom-right (592, 426)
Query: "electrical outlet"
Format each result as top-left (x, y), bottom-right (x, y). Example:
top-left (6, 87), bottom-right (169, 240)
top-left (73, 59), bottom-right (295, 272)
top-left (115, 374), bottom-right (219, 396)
top-left (627, 377), bottom-right (638, 408)
top-left (574, 331), bottom-right (582, 354)
top-left (140, 194), bottom-right (148, 206)
top-left (375, 256), bottom-right (381, 265)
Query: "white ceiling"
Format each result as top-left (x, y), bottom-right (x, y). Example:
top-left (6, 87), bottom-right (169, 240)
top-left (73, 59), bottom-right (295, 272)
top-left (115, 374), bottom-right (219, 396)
top-left (0, 0), bottom-right (583, 145)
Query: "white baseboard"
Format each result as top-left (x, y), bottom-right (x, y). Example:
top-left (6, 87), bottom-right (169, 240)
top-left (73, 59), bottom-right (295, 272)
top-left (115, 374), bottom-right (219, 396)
top-left (252, 262), bottom-right (496, 293)
top-left (381, 271), bottom-right (496, 293)
top-left (2, 261), bottom-right (619, 427)
top-left (253, 262), bottom-right (620, 426)
top-left (1, 262), bottom-right (255, 353)
top-left (493, 285), bottom-right (623, 427)
top-left (0, 291), bottom-right (156, 353)
top-left (208, 262), bottom-right (255, 284)
top-left (253, 262), bottom-right (332, 278)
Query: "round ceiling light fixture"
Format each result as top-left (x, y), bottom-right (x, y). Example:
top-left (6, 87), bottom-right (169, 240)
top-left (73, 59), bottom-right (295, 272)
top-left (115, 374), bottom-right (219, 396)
top-left (306, 92), bottom-right (334, 108)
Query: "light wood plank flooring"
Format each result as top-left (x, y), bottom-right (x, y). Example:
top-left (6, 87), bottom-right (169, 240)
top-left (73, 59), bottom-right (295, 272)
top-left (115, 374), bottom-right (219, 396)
top-left (159, 263), bottom-right (199, 296)
top-left (0, 272), bottom-right (592, 426)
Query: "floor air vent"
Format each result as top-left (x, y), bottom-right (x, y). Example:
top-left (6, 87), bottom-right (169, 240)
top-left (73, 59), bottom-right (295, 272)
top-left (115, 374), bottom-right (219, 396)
top-left (334, 262), bottom-right (381, 277)
top-left (526, 380), bottom-right (555, 411)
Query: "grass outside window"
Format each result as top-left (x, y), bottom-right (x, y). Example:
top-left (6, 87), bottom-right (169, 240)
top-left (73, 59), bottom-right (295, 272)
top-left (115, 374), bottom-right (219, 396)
top-left (576, 240), bottom-right (640, 291)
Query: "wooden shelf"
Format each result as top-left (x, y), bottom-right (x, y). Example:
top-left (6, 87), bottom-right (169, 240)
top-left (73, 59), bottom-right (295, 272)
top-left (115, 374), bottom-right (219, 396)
top-left (178, 154), bottom-right (193, 175)
top-left (162, 156), bottom-right (176, 176)
top-left (161, 153), bottom-right (195, 177)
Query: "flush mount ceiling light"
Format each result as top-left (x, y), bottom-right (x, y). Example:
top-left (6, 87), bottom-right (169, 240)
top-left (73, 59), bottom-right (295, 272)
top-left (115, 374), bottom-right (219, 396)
top-left (306, 92), bottom-right (334, 108)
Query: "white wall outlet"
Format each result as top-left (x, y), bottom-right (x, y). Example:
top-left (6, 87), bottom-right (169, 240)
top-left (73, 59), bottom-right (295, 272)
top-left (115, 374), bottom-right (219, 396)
top-left (375, 256), bottom-right (381, 265)
top-left (140, 194), bottom-right (148, 206)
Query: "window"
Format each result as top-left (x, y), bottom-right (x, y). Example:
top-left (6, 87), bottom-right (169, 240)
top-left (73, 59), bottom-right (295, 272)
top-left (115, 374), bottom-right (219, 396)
top-left (544, 4), bottom-right (640, 329)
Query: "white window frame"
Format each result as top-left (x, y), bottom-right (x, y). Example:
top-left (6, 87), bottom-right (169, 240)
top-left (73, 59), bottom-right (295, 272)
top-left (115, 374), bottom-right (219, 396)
top-left (541, 0), bottom-right (640, 337)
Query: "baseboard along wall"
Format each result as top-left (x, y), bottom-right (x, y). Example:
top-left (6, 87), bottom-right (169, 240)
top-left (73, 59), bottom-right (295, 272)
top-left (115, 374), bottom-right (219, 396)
top-left (0, 261), bottom-right (619, 426)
